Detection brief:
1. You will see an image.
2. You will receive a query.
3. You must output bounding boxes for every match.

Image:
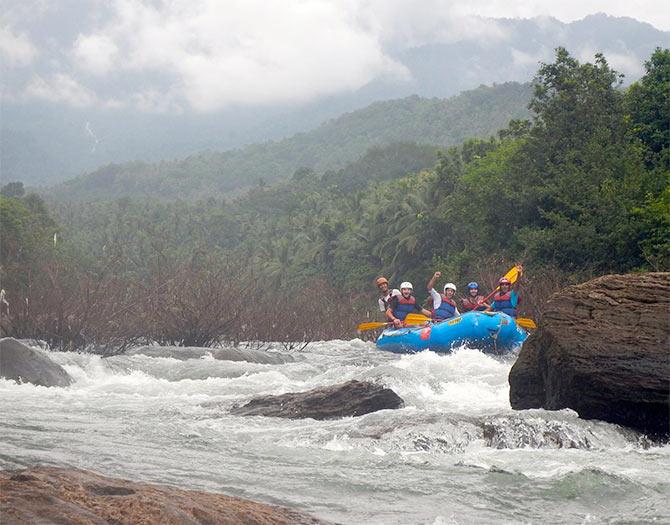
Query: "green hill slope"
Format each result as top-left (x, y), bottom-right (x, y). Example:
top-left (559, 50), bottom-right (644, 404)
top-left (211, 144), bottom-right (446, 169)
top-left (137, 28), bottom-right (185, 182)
top-left (51, 82), bottom-right (532, 202)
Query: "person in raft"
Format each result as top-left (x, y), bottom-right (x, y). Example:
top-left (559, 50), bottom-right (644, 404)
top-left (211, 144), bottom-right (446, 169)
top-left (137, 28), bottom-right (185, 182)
top-left (386, 282), bottom-right (432, 328)
top-left (488, 265), bottom-right (523, 318)
top-left (375, 276), bottom-right (400, 314)
top-left (426, 271), bottom-right (460, 321)
top-left (461, 282), bottom-right (489, 312)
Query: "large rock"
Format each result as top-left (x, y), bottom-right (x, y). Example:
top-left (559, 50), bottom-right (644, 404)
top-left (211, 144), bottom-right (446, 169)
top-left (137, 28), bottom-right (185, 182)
top-left (0, 466), bottom-right (326, 524)
top-left (127, 345), bottom-right (293, 364)
top-left (231, 380), bottom-right (404, 420)
top-left (509, 272), bottom-right (670, 438)
top-left (0, 337), bottom-right (72, 387)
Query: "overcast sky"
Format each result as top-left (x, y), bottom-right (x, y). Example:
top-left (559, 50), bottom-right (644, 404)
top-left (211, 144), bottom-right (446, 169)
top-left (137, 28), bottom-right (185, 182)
top-left (1, 0), bottom-right (667, 113)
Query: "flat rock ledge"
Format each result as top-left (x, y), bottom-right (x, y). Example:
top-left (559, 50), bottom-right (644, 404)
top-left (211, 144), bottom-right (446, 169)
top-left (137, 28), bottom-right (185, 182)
top-left (0, 466), bottom-right (326, 525)
top-left (0, 337), bottom-right (72, 387)
top-left (231, 380), bottom-right (404, 420)
top-left (509, 272), bottom-right (670, 438)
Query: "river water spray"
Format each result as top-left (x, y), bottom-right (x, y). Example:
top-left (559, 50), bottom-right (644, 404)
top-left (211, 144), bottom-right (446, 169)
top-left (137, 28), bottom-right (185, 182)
top-left (1, 340), bottom-right (668, 523)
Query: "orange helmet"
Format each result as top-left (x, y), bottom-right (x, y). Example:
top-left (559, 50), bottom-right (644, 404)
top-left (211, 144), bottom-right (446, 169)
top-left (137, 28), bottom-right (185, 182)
top-left (375, 277), bottom-right (389, 286)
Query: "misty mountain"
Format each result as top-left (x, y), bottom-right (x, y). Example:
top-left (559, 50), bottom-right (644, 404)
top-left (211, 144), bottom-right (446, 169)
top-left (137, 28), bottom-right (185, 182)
top-left (49, 82), bottom-right (532, 202)
top-left (3, 13), bottom-right (668, 186)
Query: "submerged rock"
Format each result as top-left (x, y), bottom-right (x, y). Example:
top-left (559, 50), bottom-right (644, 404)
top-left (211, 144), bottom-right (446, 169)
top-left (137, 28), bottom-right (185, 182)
top-left (127, 345), bottom-right (293, 364)
top-left (509, 272), bottom-right (670, 438)
top-left (0, 466), bottom-right (326, 524)
top-left (0, 337), bottom-right (72, 387)
top-left (231, 380), bottom-right (404, 420)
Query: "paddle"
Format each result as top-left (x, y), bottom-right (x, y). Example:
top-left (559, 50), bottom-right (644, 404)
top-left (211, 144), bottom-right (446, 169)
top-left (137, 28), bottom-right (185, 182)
top-left (356, 321), bottom-right (391, 332)
top-left (357, 314), bottom-right (436, 332)
top-left (481, 265), bottom-right (521, 304)
top-left (406, 312), bottom-right (537, 330)
top-left (516, 318), bottom-right (537, 330)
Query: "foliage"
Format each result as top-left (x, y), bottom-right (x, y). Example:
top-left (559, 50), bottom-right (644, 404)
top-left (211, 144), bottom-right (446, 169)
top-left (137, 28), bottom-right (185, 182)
top-left (2, 49), bottom-right (668, 348)
top-left (47, 83), bottom-right (532, 202)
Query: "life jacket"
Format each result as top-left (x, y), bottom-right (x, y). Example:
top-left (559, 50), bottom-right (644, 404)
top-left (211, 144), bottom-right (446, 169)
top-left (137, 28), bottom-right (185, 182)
top-left (433, 295), bottom-right (457, 320)
top-left (393, 295), bottom-right (416, 321)
top-left (461, 295), bottom-right (487, 312)
top-left (492, 291), bottom-right (517, 317)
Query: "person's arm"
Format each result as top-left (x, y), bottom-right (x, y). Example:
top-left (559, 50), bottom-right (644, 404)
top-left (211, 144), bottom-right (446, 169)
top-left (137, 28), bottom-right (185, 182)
top-left (420, 307), bottom-right (432, 317)
top-left (429, 288), bottom-right (441, 309)
top-left (386, 297), bottom-right (402, 327)
top-left (427, 271), bottom-right (441, 291)
top-left (509, 290), bottom-right (519, 308)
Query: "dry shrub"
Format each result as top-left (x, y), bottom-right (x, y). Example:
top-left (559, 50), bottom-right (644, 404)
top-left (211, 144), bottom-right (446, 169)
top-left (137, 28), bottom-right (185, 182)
top-left (137, 254), bottom-right (248, 347)
top-left (0, 258), bottom-right (141, 353)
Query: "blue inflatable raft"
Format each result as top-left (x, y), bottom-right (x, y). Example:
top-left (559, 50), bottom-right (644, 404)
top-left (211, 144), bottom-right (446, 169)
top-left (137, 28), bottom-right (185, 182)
top-left (376, 311), bottom-right (528, 354)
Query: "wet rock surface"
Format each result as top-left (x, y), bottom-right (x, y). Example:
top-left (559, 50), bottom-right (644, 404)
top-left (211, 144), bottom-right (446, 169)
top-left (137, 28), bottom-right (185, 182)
top-left (231, 380), bottom-right (404, 419)
top-left (127, 345), bottom-right (294, 364)
top-left (509, 272), bottom-right (670, 438)
top-left (0, 466), bottom-right (327, 525)
top-left (0, 337), bottom-right (72, 387)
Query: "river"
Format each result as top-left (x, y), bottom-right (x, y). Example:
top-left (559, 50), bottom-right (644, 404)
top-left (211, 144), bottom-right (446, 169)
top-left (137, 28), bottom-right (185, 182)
top-left (1, 340), bottom-right (668, 524)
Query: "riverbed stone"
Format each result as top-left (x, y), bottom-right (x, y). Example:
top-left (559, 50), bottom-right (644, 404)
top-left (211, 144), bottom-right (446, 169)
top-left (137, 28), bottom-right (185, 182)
top-left (509, 272), bottom-right (670, 438)
top-left (127, 345), bottom-right (293, 364)
top-left (231, 380), bottom-right (404, 419)
top-left (0, 466), bottom-right (326, 524)
top-left (0, 337), bottom-right (72, 387)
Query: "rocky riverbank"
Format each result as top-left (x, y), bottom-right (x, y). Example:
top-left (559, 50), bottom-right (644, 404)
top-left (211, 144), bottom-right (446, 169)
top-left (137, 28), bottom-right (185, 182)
top-left (509, 272), bottom-right (670, 438)
top-left (0, 467), bottom-right (326, 524)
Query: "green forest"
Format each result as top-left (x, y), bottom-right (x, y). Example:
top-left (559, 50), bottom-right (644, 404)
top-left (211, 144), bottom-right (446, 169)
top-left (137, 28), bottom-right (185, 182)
top-left (48, 82), bottom-right (532, 202)
top-left (1, 48), bottom-right (668, 351)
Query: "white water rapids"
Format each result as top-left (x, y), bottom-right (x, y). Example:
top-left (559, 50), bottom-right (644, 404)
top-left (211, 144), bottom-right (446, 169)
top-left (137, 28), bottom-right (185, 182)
top-left (1, 340), bottom-right (668, 524)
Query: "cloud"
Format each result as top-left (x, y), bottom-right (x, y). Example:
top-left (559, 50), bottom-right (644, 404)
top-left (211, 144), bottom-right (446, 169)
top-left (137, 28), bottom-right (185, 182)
top-left (66, 0), bottom-right (411, 112)
top-left (576, 46), bottom-right (645, 78)
top-left (25, 73), bottom-right (97, 107)
top-left (0, 25), bottom-right (38, 67)
top-left (73, 33), bottom-right (118, 75)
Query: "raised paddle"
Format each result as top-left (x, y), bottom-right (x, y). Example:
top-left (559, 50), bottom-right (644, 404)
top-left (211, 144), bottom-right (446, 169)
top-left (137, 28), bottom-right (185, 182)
top-left (481, 265), bottom-right (521, 304)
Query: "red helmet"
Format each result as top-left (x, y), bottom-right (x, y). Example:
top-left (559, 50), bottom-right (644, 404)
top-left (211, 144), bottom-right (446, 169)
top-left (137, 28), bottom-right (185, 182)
top-left (499, 277), bottom-right (511, 285)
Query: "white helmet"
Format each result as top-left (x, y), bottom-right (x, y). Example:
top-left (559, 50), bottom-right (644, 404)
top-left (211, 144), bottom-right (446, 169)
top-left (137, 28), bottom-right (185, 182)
top-left (400, 281), bottom-right (413, 290)
top-left (444, 282), bottom-right (457, 292)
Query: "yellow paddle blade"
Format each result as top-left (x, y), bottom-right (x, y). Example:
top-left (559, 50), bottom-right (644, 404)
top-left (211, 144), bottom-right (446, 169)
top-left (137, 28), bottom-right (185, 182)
top-left (504, 265), bottom-right (520, 284)
top-left (404, 313), bottom-right (432, 324)
top-left (516, 318), bottom-right (537, 330)
top-left (356, 321), bottom-right (389, 332)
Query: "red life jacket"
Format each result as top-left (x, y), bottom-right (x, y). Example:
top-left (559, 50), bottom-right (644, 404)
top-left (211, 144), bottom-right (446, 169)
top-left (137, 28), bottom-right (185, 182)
top-left (433, 295), bottom-right (457, 320)
top-left (492, 291), bottom-right (517, 317)
top-left (393, 295), bottom-right (416, 321)
top-left (462, 295), bottom-right (487, 312)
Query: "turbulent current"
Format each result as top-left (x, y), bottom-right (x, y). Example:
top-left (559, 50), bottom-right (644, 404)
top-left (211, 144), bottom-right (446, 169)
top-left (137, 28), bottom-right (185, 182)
top-left (1, 340), bottom-right (668, 524)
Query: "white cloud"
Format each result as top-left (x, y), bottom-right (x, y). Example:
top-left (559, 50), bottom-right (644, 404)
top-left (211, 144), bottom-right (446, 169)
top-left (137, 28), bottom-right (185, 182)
top-left (66, 0), bottom-right (411, 112)
top-left (73, 33), bottom-right (118, 75)
top-left (25, 73), bottom-right (97, 107)
top-left (0, 25), bottom-right (38, 67)
top-left (577, 46), bottom-right (645, 78)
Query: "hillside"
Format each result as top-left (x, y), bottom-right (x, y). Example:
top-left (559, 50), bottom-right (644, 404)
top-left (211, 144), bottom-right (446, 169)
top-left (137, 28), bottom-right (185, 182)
top-left (3, 14), bottom-right (667, 186)
top-left (50, 82), bottom-right (532, 202)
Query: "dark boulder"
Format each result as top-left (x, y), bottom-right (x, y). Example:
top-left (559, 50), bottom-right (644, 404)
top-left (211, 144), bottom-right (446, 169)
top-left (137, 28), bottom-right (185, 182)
top-left (0, 466), bottom-right (327, 524)
top-left (509, 272), bottom-right (670, 438)
top-left (127, 345), bottom-right (293, 364)
top-left (0, 338), bottom-right (72, 387)
top-left (231, 380), bottom-right (404, 420)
